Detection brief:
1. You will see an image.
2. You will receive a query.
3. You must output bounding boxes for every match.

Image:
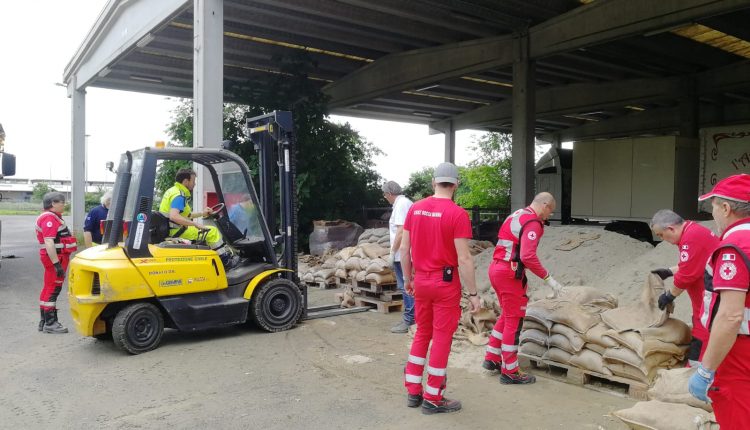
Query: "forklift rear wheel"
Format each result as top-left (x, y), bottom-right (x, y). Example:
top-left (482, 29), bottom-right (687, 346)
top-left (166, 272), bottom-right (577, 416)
top-left (112, 302), bottom-right (164, 354)
top-left (250, 278), bottom-right (303, 332)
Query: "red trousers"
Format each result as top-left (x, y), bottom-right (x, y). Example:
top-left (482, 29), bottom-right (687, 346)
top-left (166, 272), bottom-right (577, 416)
top-left (404, 271), bottom-right (461, 402)
top-left (39, 252), bottom-right (69, 310)
top-left (485, 261), bottom-right (528, 375)
top-left (709, 336), bottom-right (750, 430)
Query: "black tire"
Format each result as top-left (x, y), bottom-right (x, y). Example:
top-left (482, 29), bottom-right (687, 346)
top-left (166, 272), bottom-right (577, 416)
top-left (112, 302), bottom-right (164, 354)
top-left (249, 278), bottom-right (303, 332)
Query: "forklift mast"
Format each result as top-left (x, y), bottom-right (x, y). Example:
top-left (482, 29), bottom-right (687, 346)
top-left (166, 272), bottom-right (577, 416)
top-left (246, 111), bottom-right (297, 278)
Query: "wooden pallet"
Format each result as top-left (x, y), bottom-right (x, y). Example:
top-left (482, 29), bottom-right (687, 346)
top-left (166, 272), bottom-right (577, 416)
top-left (354, 288), bottom-right (403, 302)
top-left (354, 280), bottom-right (397, 294)
top-left (335, 276), bottom-right (351, 287)
top-left (518, 353), bottom-right (648, 400)
top-left (353, 296), bottom-right (403, 313)
top-left (303, 280), bottom-right (337, 290)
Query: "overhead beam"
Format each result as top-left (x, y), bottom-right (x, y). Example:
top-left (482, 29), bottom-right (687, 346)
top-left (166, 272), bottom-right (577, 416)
top-left (430, 60), bottom-right (750, 132)
top-left (324, 0), bottom-right (750, 109)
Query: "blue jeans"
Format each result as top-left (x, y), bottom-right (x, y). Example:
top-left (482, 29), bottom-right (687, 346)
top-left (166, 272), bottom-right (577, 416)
top-left (393, 261), bottom-right (415, 325)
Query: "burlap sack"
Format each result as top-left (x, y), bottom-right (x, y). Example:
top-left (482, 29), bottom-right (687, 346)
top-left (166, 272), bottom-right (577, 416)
top-left (344, 257), bottom-right (362, 271)
top-left (584, 343), bottom-right (606, 355)
top-left (524, 300), bottom-right (556, 330)
top-left (603, 329), bottom-right (644, 353)
top-left (612, 400), bottom-right (718, 430)
top-left (321, 257), bottom-right (338, 269)
top-left (648, 368), bottom-right (713, 412)
top-left (584, 323), bottom-right (619, 348)
top-left (637, 318), bottom-right (692, 346)
top-left (313, 268), bottom-right (336, 280)
top-left (550, 323), bottom-right (586, 352)
top-left (642, 338), bottom-right (689, 359)
top-left (601, 274), bottom-right (670, 332)
top-left (603, 347), bottom-right (642, 368)
top-left (335, 259), bottom-right (346, 270)
top-left (337, 246), bottom-right (356, 261)
top-left (519, 329), bottom-right (548, 346)
top-left (302, 273), bottom-right (314, 283)
top-left (545, 302), bottom-right (601, 334)
top-left (365, 259), bottom-right (389, 274)
top-left (334, 268), bottom-right (347, 279)
top-left (522, 320), bottom-right (549, 333)
top-left (558, 286), bottom-right (618, 310)
top-left (356, 271), bottom-right (366, 282)
top-left (548, 334), bottom-right (577, 355)
top-left (365, 272), bottom-right (395, 284)
top-left (605, 362), bottom-right (648, 383)
top-left (542, 347), bottom-right (572, 364)
top-left (569, 349), bottom-right (612, 376)
top-left (520, 342), bottom-right (547, 357)
top-left (360, 243), bottom-right (389, 259)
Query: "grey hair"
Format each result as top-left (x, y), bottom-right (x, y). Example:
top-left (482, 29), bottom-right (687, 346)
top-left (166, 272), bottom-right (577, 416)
top-left (100, 190), bottom-right (113, 205)
top-left (42, 192), bottom-right (66, 210)
top-left (650, 209), bottom-right (684, 230)
top-left (715, 197), bottom-right (750, 218)
top-left (381, 181), bottom-right (402, 196)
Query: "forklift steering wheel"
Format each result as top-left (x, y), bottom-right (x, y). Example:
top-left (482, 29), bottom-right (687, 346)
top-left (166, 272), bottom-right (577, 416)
top-left (206, 203), bottom-right (225, 218)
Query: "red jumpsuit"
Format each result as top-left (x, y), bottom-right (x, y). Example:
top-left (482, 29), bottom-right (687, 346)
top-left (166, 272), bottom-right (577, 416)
top-left (672, 221), bottom-right (718, 363)
top-left (36, 211), bottom-right (76, 313)
top-left (698, 218), bottom-right (750, 430)
top-left (402, 197), bottom-right (473, 402)
top-left (484, 207), bottom-right (547, 375)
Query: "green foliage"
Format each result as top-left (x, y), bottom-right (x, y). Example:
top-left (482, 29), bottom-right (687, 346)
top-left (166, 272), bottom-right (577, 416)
top-left (455, 133), bottom-right (512, 209)
top-left (403, 167), bottom-right (434, 201)
top-left (84, 191), bottom-right (104, 212)
top-left (31, 183), bottom-right (56, 202)
top-left (157, 52), bottom-right (383, 250)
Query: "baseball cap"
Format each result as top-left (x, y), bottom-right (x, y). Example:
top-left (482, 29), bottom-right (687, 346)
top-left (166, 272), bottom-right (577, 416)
top-left (698, 173), bottom-right (750, 203)
top-left (433, 162), bottom-right (459, 184)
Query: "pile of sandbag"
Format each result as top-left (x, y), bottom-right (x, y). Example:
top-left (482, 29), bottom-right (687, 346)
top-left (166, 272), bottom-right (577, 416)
top-left (309, 220), bottom-right (364, 256)
top-left (519, 274), bottom-right (691, 383)
top-left (357, 227), bottom-right (390, 247)
top-left (298, 240), bottom-right (395, 286)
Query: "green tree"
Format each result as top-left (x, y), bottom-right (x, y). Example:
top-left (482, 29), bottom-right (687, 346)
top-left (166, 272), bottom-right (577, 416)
top-left (403, 167), bottom-right (434, 201)
top-left (84, 191), bottom-right (105, 212)
top-left (455, 132), bottom-right (512, 209)
top-left (158, 52), bottom-right (383, 250)
top-left (31, 183), bottom-right (56, 202)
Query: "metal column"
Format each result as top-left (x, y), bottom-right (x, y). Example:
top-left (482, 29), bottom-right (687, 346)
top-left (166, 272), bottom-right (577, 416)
top-left (69, 79), bottom-right (86, 233)
top-left (193, 0), bottom-right (223, 212)
top-left (444, 120), bottom-right (455, 163)
top-left (510, 31), bottom-right (536, 210)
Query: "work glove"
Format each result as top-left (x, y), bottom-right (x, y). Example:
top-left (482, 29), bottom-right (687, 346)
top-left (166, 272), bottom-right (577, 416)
top-left (544, 275), bottom-right (563, 297)
top-left (651, 268), bottom-right (673, 280)
top-left (387, 252), bottom-right (394, 266)
top-left (53, 262), bottom-right (65, 278)
top-left (657, 291), bottom-right (676, 310)
top-left (688, 363), bottom-right (715, 403)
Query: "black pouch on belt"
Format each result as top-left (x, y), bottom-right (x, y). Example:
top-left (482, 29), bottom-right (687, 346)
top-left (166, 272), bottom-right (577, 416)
top-left (443, 266), bottom-right (454, 282)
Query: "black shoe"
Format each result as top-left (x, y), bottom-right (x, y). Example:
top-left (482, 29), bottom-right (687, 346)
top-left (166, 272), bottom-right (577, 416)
top-left (422, 397), bottom-right (462, 415)
top-left (500, 371), bottom-right (536, 385)
top-left (407, 394), bottom-right (423, 408)
top-left (482, 360), bottom-right (502, 371)
top-left (38, 309), bottom-right (45, 332)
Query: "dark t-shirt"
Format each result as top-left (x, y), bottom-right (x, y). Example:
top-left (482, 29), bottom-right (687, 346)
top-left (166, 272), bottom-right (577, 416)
top-left (83, 205), bottom-right (109, 244)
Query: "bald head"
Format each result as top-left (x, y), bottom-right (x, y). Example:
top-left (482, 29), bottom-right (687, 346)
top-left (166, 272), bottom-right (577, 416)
top-left (530, 192), bottom-right (556, 221)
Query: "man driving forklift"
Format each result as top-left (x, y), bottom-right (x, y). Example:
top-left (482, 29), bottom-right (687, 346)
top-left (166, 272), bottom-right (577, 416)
top-left (159, 167), bottom-right (239, 270)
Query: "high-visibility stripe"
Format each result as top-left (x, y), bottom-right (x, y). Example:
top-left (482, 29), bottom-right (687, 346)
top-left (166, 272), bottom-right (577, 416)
top-left (505, 359), bottom-right (519, 371)
top-left (740, 308), bottom-right (750, 336)
top-left (39, 301), bottom-right (56, 307)
top-left (486, 346), bottom-right (502, 355)
top-left (424, 385), bottom-right (440, 395)
top-left (491, 330), bottom-right (503, 340)
top-left (501, 344), bottom-right (518, 352)
top-left (408, 355), bottom-right (426, 366)
top-left (404, 374), bottom-right (422, 384)
top-left (495, 239), bottom-right (514, 261)
top-left (427, 366), bottom-right (446, 377)
top-left (700, 290), bottom-right (712, 329)
top-left (724, 223), bottom-right (750, 238)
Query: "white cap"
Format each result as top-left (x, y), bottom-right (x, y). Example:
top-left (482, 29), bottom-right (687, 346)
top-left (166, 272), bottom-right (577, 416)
top-left (433, 162), bottom-right (459, 184)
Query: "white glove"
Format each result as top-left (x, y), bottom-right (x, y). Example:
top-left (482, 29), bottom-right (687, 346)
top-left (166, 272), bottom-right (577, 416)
top-left (544, 275), bottom-right (563, 296)
top-left (387, 252), bottom-right (394, 266)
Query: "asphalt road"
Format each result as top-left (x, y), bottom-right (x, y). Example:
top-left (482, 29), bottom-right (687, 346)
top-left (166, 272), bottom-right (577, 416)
top-left (0, 215), bottom-right (633, 429)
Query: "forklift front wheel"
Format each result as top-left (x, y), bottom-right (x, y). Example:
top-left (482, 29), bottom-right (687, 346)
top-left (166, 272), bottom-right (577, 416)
top-left (250, 278), bottom-right (303, 332)
top-left (112, 302), bottom-right (165, 354)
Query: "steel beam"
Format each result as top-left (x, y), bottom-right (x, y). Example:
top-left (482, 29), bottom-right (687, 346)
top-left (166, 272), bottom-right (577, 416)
top-left (323, 0), bottom-right (750, 109)
top-left (444, 121), bottom-right (455, 163)
top-left (510, 32), bottom-right (536, 210)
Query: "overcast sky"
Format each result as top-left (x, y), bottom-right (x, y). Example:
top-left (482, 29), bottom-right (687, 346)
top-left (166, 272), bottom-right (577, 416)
top-left (0, 1), bottom-right (480, 186)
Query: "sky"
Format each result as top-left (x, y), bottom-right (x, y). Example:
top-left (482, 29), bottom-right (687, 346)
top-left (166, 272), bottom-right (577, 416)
top-left (0, 1), bottom-right (480, 186)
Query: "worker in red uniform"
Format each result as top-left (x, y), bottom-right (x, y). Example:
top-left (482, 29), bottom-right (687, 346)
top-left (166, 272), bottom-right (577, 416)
top-left (401, 162), bottom-right (481, 415)
top-left (649, 209), bottom-right (718, 367)
top-left (689, 174), bottom-right (750, 430)
top-left (35, 192), bottom-right (77, 333)
top-left (482, 192), bottom-right (561, 384)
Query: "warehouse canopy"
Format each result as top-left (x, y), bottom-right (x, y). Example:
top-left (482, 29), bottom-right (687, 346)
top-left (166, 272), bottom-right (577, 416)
top-left (64, 0), bottom-right (750, 140)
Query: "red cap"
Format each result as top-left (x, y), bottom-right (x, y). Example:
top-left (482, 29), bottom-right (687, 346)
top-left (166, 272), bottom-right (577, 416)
top-left (698, 174), bottom-right (750, 203)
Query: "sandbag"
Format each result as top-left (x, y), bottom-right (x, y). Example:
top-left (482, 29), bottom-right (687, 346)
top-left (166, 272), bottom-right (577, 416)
top-left (519, 329), bottom-right (548, 346)
top-left (546, 303), bottom-right (600, 334)
top-left (356, 271), bottom-right (366, 282)
top-left (601, 274), bottom-right (671, 332)
top-left (542, 347), bottom-right (572, 364)
top-left (606, 362), bottom-right (648, 383)
top-left (637, 318), bottom-right (692, 346)
top-left (648, 368), bottom-right (713, 412)
top-left (520, 342), bottom-right (547, 357)
top-left (642, 338), bottom-right (689, 359)
top-left (612, 400), bottom-right (718, 430)
top-left (569, 349), bottom-right (612, 376)
top-left (583, 342), bottom-right (606, 355)
top-left (334, 268), bottom-right (347, 279)
top-left (309, 220), bottom-right (364, 256)
top-left (365, 260), bottom-right (390, 274)
top-left (365, 272), bottom-right (395, 284)
top-left (360, 243), bottom-right (389, 259)
top-left (550, 323), bottom-right (586, 352)
top-left (548, 334), bottom-right (577, 355)
top-left (344, 257), bottom-right (362, 271)
top-left (313, 268), bottom-right (336, 280)
top-left (558, 286), bottom-right (618, 310)
top-left (335, 259), bottom-right (346, 270)
top-left (584, 323), bottom-right (619, 348)
top-left (603, 329), bottom-right (644, 353)
top-left (321, 257), bottom-right (338, 269)
top-left (336, 246), bottom-right (357, 261)
top-left (522, 320), bottom-right (549, 333)
top-left (603, 347), bottom-right (643, 369)
top-left (302, 273), bottom-right (314, 283)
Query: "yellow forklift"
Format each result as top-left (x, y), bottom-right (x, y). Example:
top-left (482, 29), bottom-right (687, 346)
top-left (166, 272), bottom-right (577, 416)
top-left (68, 111), bottom-right (367, 354)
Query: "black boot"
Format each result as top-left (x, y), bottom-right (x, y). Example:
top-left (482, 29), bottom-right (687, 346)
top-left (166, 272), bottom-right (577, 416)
top-left (43, 309), bottom-right (68, 334)
top-left (38, 308), bottom-right (45, 332)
